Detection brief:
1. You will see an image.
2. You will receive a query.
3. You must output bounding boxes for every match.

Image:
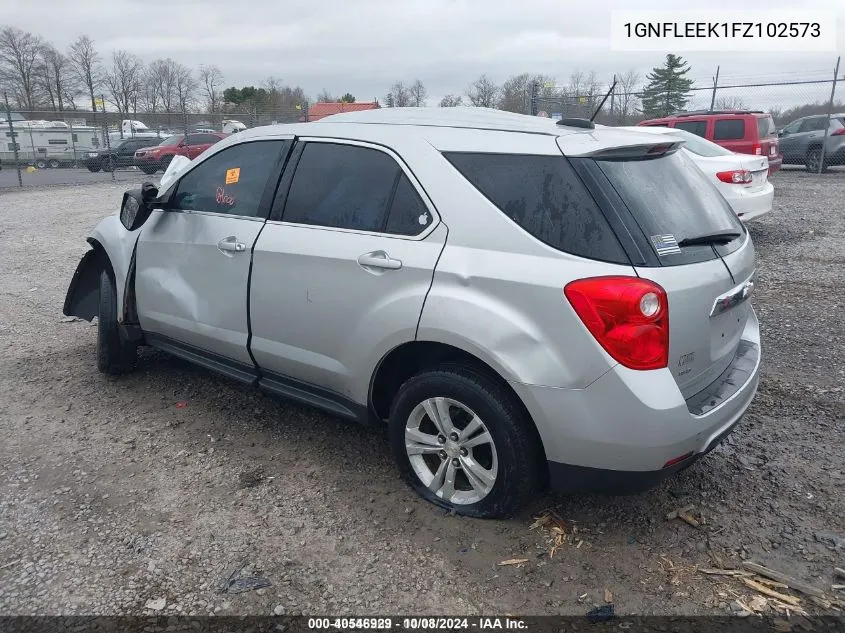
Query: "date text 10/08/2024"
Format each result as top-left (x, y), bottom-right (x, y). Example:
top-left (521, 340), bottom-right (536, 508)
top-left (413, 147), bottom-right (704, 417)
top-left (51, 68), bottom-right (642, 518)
top-left (307, 617), bottom-right (528, 630)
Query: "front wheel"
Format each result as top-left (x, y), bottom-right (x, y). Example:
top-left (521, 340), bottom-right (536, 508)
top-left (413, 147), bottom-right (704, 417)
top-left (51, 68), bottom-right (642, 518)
top-left (389, 367), bottom-right (543, 518)
top-left (48, 159), bottom-right (60, 169)
top-left (805, 147), bottom-right (827, 173)
top-left (97, 270), bottom-right (137, 375)
top-left (87, 164), bottom-right (101, 173)
top-left (35, 159), bottom-right (47, 169)
top-left (140, 165), bottom-right (158, 175)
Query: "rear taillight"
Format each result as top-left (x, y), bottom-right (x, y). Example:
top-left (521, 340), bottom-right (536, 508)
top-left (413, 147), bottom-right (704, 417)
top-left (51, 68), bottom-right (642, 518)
top-left (717, 169), bottom-right (753, 184)
top-left (564, 276), bottom-right (669, 371)
top-left (753, 143), bottom-right (762, 155)
top-left (832, 128), bottom-right (845, 136)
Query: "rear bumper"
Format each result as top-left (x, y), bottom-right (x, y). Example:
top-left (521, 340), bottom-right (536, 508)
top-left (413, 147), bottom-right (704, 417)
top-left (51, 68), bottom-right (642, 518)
top-left (511, 307), bottom-right (761, 493)
top-left (730, 182), bottom-right (773, 222)
top-left (767, 155), bottom-right (782, 175)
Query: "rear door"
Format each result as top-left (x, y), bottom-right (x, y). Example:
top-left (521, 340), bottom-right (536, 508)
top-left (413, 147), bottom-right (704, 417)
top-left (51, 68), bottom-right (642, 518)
top-left (582, 149), bottom-right (752, 399)
top-left (672, 119), bottom-right (708, 138)
top-left (135, 138), bottom-right (292, 370)
top-left (250, 139), bottom-right (446, 399)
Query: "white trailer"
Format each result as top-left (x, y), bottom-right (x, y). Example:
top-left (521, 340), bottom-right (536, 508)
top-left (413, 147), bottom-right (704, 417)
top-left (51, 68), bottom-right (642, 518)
top-left (1, 119), bottom-right (107, 168)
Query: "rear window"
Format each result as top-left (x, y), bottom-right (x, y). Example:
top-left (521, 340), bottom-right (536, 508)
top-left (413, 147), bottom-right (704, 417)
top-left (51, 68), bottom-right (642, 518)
top-left (444, 152), bottom-right (627, 264)
top-left (673, 120), bottom-right (707, 137)
top-left (756, 115), bottom-right (776, 138)
top-left (592, 150), bottom-right (744, 257)
top-left (713, 119), bottom-right (745, 140)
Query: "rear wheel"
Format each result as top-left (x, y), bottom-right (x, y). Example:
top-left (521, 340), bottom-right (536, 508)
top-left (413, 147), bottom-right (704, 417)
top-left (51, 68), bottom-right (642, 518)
top-left (97, 270), bottom-right (137, 375)
top-left (388, 366), bottom-right (542, 518)
top-left (48, 159), bottom-right (60, 169)
top-left (805, 147), bottom-right (827, 173)
top-left (35, 159), bottom-right (47, 169)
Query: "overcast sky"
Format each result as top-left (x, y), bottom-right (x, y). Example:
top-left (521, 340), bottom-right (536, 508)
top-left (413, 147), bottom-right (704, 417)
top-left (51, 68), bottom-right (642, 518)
top-left (3, 0), bottom-right (843, 104)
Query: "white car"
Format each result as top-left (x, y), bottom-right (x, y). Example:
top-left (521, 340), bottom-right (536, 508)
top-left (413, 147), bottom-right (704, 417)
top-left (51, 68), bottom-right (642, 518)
top-left (621, 126), bottom-right (774, 222)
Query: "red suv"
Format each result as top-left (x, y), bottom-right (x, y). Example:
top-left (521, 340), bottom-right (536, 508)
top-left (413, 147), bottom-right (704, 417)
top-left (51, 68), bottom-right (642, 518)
top-left (134, 132), bottom-right (227, 174)
top-left (638, 110), bottom-right (782, 174)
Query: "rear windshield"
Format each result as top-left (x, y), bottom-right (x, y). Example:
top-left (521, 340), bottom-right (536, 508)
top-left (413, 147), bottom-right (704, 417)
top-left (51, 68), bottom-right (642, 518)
top-left (757, 115), bottom-right (776, 138)
top-left (444, 152), bottom-right (628, 264)
top-left (593, 150), bottom-right (743, 249)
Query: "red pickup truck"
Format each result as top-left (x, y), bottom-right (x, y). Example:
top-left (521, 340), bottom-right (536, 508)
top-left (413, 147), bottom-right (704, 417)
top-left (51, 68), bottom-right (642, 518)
top-left (134, 132), bottom-right (227, 174)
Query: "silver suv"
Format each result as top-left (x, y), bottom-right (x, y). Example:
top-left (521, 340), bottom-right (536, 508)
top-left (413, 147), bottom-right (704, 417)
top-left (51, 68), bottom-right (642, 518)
top-left (64, 108), bottom-right (761, 518)
top-left (778, 113), bottom-right (845, 171)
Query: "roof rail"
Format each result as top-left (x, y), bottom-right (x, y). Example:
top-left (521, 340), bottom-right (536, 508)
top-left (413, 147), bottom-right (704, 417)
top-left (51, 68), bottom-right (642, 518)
top-left (672, 109), bottom-right (765, 117)
top-left (556, 117), bottom-right (595, 129)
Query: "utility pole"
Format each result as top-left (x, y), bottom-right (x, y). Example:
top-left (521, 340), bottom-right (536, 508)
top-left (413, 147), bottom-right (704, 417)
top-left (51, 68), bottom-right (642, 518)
top-left (817, 56), bottom-right (841, 175)
top-left (530, 80), bottom-right (539, 116)
top-left (710, 66), bottom-right (720, 112)
top-left (4, 92), bottom-right (23, 187)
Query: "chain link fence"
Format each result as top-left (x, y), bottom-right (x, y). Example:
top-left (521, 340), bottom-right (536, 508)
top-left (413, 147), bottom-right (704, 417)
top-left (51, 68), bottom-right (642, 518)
top-left (2, 64), bottom-right (843, 187)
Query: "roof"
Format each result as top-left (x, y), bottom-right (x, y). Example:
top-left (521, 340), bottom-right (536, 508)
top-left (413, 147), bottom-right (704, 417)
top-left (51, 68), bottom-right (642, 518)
top-left (307, 101), bottom-right (379, 121)
top-left (214, 107), bottom-right (677, 158)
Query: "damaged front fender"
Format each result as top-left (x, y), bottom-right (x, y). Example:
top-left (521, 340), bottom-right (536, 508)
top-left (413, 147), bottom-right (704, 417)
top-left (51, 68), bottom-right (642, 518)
top-left (63, 246), bottom-right (104, 321)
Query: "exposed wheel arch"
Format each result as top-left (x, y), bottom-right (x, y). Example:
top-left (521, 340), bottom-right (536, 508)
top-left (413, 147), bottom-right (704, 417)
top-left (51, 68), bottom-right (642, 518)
top-left (369, 341), bottom-right (548, 478)
top-left (63, 238), bottom-right (114, 321)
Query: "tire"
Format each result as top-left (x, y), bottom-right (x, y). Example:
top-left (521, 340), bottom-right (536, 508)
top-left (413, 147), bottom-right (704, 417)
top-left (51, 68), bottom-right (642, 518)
top-left (87, 164), bottom-right (101, 173)
top-left (97, 270), bottom-right (137, 375)
top-left (140, 166), bottom-right (158, 175)
top-left (48, 159), bottom-right (60, 169)
top-left (35, 159), bottom-right (47, 169)
top-left (805, 147), bottom-right (827, 173)
top-left (388, 366), bottom-right (543, 518)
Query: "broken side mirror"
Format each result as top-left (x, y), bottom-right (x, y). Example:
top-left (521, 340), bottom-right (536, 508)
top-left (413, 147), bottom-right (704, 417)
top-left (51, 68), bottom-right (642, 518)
top-left (119, 182), bottom-right (159, 231)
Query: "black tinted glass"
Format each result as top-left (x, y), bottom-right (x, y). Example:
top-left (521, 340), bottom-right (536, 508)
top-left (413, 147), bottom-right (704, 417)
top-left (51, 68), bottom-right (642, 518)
top-left (445, 152), bottom-right (627, 263)
top-left (594, 150), bottom-right (744, 256)
top-left (283, 143), bottom-right (400, 232)
top-left (171, 140), bottom-right (287, 217)
top-left (673, 120), bottom-right (707, 137)
top-left (385, 175), bottom-right (432, 236)
top-left (713, 119), bottom-right (745, 140)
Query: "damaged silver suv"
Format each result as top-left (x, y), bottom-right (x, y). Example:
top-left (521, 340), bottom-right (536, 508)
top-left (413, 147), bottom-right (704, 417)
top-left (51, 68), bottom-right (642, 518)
top-left (64, 108), bottom-right (761, 518)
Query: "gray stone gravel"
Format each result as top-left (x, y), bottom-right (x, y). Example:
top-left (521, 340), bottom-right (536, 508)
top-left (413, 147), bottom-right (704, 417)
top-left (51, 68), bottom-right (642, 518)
top-left (0, 170), bottom-right (843, 616)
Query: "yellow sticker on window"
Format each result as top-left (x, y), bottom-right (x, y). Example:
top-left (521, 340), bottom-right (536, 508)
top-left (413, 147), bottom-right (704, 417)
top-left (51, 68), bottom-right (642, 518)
top-left (225, 168), bottom-right (240, 184)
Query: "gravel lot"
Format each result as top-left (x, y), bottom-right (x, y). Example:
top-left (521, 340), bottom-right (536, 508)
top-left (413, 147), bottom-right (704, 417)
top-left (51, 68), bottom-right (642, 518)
top-left (1, 171), bottom-right (843, 617)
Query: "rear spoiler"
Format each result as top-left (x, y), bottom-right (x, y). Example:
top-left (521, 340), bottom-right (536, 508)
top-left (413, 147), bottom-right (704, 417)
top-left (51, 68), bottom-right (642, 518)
top-left (574, 140), bottom-right (685, 159)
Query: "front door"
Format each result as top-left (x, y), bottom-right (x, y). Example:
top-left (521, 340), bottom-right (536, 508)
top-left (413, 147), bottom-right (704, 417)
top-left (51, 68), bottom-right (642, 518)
top-left (135, 138), bottom-right (292, 369)
top-left (250, 140), bottom-right (446, 401)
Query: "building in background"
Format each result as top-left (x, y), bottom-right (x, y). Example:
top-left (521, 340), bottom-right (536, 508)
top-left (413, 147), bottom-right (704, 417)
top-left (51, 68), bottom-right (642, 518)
top-left (304, 101), bottom-right (380, 122)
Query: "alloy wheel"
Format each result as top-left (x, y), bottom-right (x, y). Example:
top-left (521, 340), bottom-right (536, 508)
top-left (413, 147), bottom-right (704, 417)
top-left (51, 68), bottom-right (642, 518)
top-left (404, 397), bottom-right (498, 505)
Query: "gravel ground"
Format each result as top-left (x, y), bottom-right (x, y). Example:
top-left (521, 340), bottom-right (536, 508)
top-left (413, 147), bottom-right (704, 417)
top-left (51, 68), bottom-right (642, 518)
top-left (0, 171), bottom-right (843, 617)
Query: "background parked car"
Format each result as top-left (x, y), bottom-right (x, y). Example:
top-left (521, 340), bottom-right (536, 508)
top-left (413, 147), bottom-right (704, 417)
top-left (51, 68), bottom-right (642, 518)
top-left (638, 110), bottom-right (782, 175)
top-left (777, 113), bottom-right (845, 172)
top-left (134, 132), bottom-right (227, 174)
top-left (86, 137), bottom-right (162, 173)
top-left (623, 125), bottom-right (773, 222)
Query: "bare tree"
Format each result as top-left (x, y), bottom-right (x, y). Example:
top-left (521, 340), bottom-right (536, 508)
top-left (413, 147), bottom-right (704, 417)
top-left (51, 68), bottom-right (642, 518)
top-left (385, 81), bottom-right (412, 107)
top-left (198, 64), bottom-right (223, 113)
top-left (68, 35), bottom-right (101, 114)
top-left (316, 89), bottom-right (335, 103)
top-left (466, 74), bottom-right (500, 108)
top-left (439, 94), bottom-right (463, 107)
top-left (104, 50), bottom-right (143, 117)
top-left (409, 79), bottom-right (427, 107)
top-left (38, 45), bottom-right (78, 112)
top-left (615, 69), bottom-right (641, 123)
top-left (146, 58), bottom-right (179, 118)
top-left (174, 63), bottom-right (197, 114)
top-left (0, 26), bottom-right (42, 109)
top-left (715, 95), bottom-right (748, 110)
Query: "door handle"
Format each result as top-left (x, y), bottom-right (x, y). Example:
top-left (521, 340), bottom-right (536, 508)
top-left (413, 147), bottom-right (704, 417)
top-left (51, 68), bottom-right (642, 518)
top-left (218, 236), bottom-right (246, 253)
top-left (357, 250), bottom-right (402, 270)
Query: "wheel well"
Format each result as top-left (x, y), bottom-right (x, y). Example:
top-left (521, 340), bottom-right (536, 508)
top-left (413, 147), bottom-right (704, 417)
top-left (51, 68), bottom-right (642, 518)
top-left (369, 340), bottom-right (546, 451)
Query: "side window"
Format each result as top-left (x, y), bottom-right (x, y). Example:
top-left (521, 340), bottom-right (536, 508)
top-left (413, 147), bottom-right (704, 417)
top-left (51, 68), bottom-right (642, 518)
top-left (800, 117), bottom-right (826, 132)
top-left (713, 119), bottom-right (745, 140)
top-left (385, 174), bottom-right (432, 236)
top-left (282, 143), bottom-right (400, 232)
top-left (444, 152), bottom-right (628, 264)
top-left (782, 120), bottom-right (802, 134)
top-left (673, 120), bottom-right (707, 137)
top-left (171, 140), bottom-right (289, 218)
